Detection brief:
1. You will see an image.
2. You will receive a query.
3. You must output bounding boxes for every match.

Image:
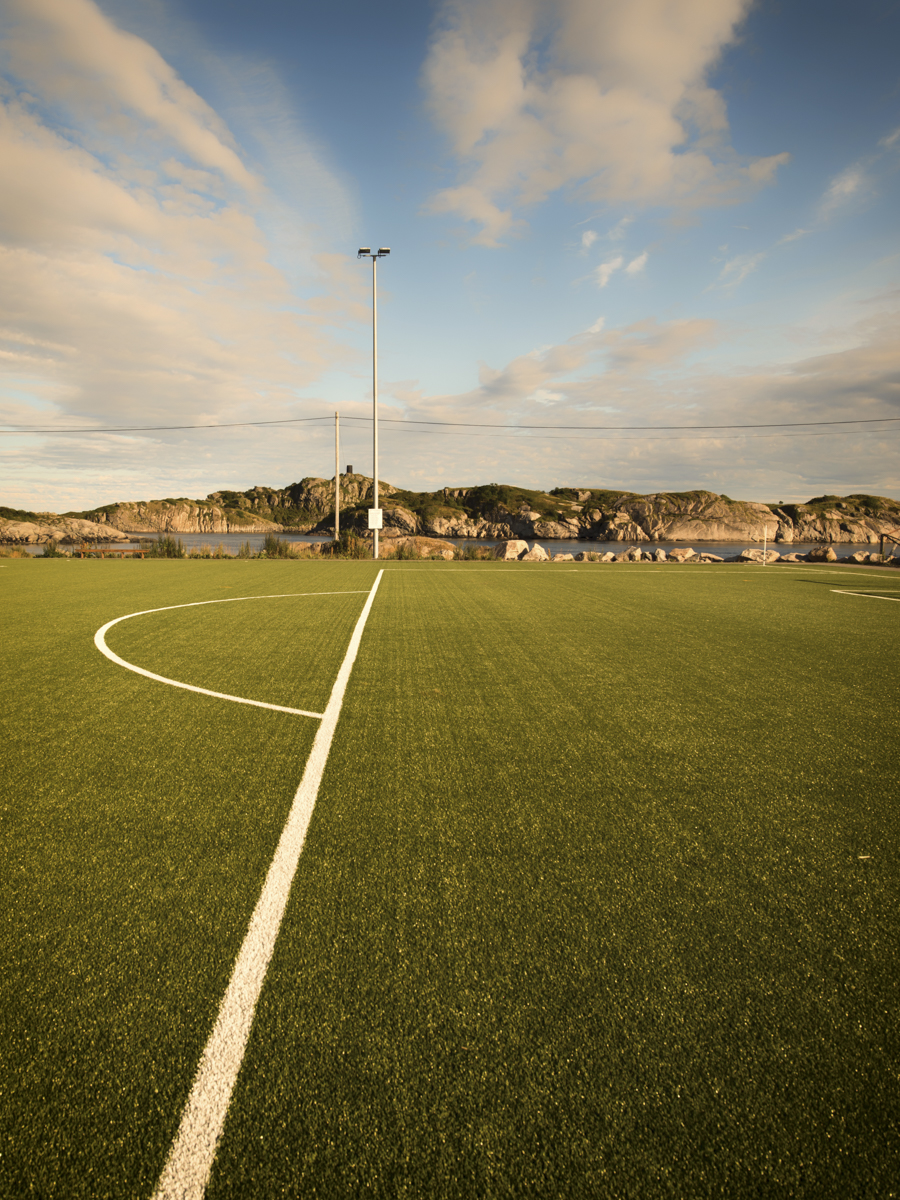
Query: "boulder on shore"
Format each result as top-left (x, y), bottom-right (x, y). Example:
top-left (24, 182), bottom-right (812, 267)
top-left (493, 539), bottom-right (530, 560)
top-left (667, 547), bottom-right (696, 562)
top-left (738, 548), bottom-right (780, 563)
top-left (806, 546), bottom-right (837, 562)
top-left (521, 543), bottom-right (549, 561)
top-left (551, 552), bottom-right (574, 562)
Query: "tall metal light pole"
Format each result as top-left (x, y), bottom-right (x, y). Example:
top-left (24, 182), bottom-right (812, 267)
top-left (358, 246), bottom-right (390, 559)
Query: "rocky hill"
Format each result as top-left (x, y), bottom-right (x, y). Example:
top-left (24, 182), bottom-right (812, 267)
top-left (3, 484), bottom-right (899, 544)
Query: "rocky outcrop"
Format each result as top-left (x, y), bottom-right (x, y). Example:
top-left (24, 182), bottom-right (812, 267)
top-left (84, 500), bottom-right (281, 535)
top-left (12, 481), bottom-right (899, 544)
top-left (0, 516), bottom-right (130, 544)
top-left (79, 473), bottom-right (398, 536)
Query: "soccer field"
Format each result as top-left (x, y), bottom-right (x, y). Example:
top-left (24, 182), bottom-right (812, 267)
top-left (1, 558), bottom-right (898, 1198)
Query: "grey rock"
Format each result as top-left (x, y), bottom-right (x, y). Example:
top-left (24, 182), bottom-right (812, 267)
top-left (493, 539), bottom-right (530, 560)
top-left (520, 543), bottom-right (549, 562)
top-left (551, 552), bottom-right (575, 562)
top-left (667, 547), bottom-right (696, 562)
top-left (738, 548), bottom-right (780, 563)
top-left (806, 546), bottom-right (837, 562)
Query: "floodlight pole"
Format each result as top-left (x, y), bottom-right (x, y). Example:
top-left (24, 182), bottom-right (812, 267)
top-left (372, 254), bottom-right (379, 560)
top-left (358, 246), bottom-right (390, 560)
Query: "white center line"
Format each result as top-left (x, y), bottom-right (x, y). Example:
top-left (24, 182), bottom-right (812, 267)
top-left (151, 570), bottom-right (384, 1200)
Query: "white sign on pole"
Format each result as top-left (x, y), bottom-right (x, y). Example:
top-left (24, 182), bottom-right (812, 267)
top-left (367, 508), bottom-right (383, 530)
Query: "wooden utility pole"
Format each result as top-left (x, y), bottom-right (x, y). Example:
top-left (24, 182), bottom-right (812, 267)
top-left (334, 411), bottom-right (340, 539)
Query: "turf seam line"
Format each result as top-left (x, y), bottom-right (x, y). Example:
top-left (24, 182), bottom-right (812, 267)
top-left (94, 592), bottom-right (369, 718)
top-left (150, 570), bottom-right (384, 1200)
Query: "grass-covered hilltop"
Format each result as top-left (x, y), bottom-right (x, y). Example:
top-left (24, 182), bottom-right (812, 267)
top-left (3, 479), bottom-right (900, 544)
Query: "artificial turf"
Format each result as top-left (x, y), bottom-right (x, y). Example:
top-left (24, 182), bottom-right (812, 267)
top-left (1, 559), bottom-right (898, 1197)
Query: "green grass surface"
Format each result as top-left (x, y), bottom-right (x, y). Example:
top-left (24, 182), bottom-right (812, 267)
top-left (1, 559), bottom-right (898, 1197)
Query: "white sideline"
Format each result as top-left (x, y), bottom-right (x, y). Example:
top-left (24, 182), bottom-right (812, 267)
top-left (151, 570), bottom-right (383, 1200)
top-left (832, 589), bottom-right (900, 602)
top-left (94, 592), bottom-right (369, 719)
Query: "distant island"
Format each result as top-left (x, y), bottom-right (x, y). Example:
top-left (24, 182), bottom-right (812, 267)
top-left (2, 477), bottom-right (899, 545)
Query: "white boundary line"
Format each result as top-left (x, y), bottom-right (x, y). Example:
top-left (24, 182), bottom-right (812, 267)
top-left (151, 569), bottom-right (384, 1200)
top-left (94, 591), bottom-right (369, 719)
top-left (832, 589), bottom-right (900, 602)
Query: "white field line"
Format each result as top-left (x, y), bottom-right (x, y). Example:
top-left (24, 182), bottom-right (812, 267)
top-left (776, 565), bottom-right (899, 577)
top-left (94, 591), bottom-right (369, 718)
top-left (832, 589), bottom-right (900, 602)
top-left (151, 570), bottom-right (383, 1200)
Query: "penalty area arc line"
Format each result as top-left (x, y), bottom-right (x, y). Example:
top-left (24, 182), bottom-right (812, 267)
top-left (151, 569), bottom-right (384, 1200)
top-left (94, 591), bottom-right (370, 719)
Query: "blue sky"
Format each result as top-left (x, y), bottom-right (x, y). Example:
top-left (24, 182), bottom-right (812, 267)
top-left (0, 0), bottom-right (898, 510)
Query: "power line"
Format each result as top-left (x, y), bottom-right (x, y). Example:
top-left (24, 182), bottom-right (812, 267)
top-left (374, 424), bottom-right (900, 443)
top-left (0, 416), bottom-right (329, 434)
top-left (348, 415), bottom-right (900, 432)
top-left (1, 414), bottom-right (898, 438)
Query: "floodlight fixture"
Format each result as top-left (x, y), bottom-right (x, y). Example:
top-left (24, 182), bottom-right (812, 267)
top-left (378, 247), bottom-right (390, 255)
top-left (357, 247), bottom-right (371, 256)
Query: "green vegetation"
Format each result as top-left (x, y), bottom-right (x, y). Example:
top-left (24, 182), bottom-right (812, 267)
top-left (0, 504), bottom-right (42, 522)
top-left (38, 539), bottom-right (66, 558)
top-left (1, 560), bottom-right (897, 1196)
top-left (148, 535), bottom-right (187, 558)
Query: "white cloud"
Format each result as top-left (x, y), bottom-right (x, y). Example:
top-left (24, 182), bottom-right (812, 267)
top-left (0, 0), bottom-right (362, 458)
top-left (819, 165), bottom-right (865, 218)
top-left (596, 256), bottom-right (623, 287)
top-left (587, 316), bottom-right (605, 333)
top-left (716, 250), bottom-right (765, 289)
top-left (2, 0), bottom-right (257, 191)
top-left (367, 306), bottom-right (900, 501)
top-left (423, 0), bottom-right (789, 244)
top-left (607, 216), bottom-right (633, 241)
top-left (581, 229), bottom-right (598, 248)
top-left (777, 228), bottom-right (809, 245)
top-left (625, 250), bottom-right (648, 275)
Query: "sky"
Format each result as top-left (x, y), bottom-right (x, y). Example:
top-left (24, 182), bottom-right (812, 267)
top-left (0, 0), bottom-right (898, 511)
